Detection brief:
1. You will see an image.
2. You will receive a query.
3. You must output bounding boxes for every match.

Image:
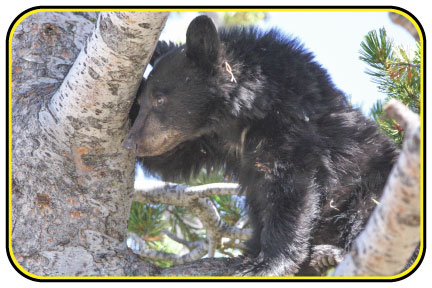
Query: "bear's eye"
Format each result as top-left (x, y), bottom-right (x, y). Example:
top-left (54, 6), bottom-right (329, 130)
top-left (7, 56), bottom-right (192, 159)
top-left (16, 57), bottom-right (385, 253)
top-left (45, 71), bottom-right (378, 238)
top-left (154, 96), bottom-right (167, 108)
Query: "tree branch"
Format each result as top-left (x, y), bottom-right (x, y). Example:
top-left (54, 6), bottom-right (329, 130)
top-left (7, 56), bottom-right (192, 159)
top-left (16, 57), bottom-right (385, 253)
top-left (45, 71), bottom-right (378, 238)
top-left (128, 232), bottom-right (208, 265)
top-left (134, 181), bottom-right (240, 205)
top-left (133, 182), bottom-right (251, 260)
top-left (333, 99), bottom-right (421, 276)
top-left (162, 229), bottom-right (201, 250)
top-left (389, 12), bottom-right (420, 42)
top-left (11, 11), bottom-right (169, 276)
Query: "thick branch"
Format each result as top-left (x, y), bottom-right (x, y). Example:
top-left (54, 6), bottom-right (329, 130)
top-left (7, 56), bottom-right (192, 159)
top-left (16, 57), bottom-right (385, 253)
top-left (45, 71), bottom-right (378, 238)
top-left (11, 11), bottom-right (169, 277)
top-left (157, 257), bottom-right (241, 277)
top-left (128, 232), bottom-right (207, 265)
top-left (333, 99), bottom-right (421, 276)
top-left (134, 182), bottom-right (240, 205)
top-left (39, 12), bottom-right (168, 147)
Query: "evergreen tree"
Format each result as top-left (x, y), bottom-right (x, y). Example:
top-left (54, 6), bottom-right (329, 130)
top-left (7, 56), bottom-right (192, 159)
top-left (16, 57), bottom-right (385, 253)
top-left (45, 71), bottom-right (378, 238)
top-left (360, 28), bottom-right (421, 146)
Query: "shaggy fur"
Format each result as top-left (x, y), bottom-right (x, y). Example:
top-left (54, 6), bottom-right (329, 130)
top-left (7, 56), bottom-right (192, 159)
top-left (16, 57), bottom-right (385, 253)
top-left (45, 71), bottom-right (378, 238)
top-left (125, 16), bottom-right (398, 276)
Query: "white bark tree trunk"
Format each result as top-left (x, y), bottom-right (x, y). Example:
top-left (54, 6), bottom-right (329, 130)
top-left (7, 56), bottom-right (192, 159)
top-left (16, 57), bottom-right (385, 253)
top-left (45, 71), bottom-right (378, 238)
top-left (11, 11), bottom-right (168, 276)
top-left (10, 11), bottom-right (422, 278)
top-left (332, 100), bottom-right (421, 276)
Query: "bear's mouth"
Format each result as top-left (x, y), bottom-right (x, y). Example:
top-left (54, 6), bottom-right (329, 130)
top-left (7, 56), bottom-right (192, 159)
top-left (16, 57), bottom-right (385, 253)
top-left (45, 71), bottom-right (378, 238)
top-left (135, 130), bottom-right (187, 157)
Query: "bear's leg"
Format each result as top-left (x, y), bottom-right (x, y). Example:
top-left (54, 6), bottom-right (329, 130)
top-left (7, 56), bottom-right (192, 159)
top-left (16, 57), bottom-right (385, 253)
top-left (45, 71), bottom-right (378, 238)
top-left (239, 178), bottom-right (320, 276)
top-left (309, 244), bottom-right (345, 274)
top-left (243, 209), bottom-right (264, 259)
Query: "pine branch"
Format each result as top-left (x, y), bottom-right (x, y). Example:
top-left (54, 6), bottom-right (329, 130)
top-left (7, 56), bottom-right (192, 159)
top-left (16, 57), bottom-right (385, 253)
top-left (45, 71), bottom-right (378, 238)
top-left (161, 229), bottom-right (195, 249)
top-left (361, 28), bottom-right (420, 146)
top-left (133, 182), bottom-right (252, 260)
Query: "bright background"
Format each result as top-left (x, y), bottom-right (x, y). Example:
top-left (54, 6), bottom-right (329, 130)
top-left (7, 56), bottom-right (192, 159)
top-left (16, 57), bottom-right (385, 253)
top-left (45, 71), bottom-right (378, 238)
top-left (158, 11), bottom-right (418, 115)
top-left (140, 11), bottom-right (420, 194)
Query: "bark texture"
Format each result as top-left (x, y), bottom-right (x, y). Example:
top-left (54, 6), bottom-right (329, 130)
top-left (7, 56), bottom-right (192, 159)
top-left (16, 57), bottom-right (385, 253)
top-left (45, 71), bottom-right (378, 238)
top-left (11, 11), bottom-right (168, 276)
top-left (332, 99), bottom-right (421, 276)
top-left (10, 11), bottom-right (422, 278)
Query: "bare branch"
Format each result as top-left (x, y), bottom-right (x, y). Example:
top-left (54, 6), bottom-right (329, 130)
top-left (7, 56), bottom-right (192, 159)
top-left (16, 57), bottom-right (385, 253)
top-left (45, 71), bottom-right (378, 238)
top-left (128, 232), bottom-right (207, 265)
top-left (162, 229), bottom-right (201, 250)
top-left (222, 238), bottom-right (248, 251)
top-left (389, 12), bottom-right (420, 42)
top-left (221, 225), bottom-right (252, 240)
top-left (384, 99), bottom-right (421, 132)
top-left (220, 250), bottom-right (236, 258)
top-left (191, 198), bottom-right (224, 257)
top-left (134, 181), bottom-right (240, 205)
top-left (134, 182), bottom-right (191, 206)
top-left (167, 207), bottom-right (204, 230)
top-left (185, 183), bottom-right (240, 198)
top-left (333, 99), bottom-right (421, 276)
top-left (234, 214), bottom-right (249, 228)
top-left (133, 182), bottom-right (248, 261)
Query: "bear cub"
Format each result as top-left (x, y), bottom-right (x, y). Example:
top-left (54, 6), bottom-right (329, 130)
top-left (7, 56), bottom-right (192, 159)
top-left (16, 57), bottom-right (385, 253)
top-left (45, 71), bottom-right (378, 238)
top-left (124, 15), bottom-right (398, 276)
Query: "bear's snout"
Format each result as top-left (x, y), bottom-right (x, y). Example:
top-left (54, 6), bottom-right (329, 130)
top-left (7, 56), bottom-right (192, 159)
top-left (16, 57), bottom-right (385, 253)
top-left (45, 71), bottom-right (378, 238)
top-left (123, 137), bottom-right (136, 150)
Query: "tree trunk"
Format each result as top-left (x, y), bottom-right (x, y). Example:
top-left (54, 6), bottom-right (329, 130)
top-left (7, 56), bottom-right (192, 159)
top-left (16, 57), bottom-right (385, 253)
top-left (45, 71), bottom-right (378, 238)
top-left (11, 11), bottom-right (168, 276)
top-left (332, 100), bottom-right (421, 276)
top-left (10, 11), bottom-right (421, 278)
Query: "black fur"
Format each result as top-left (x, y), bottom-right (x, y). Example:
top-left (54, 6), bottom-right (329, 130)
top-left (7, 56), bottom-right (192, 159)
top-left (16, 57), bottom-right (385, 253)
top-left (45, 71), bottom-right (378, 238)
top-left (126, 16), bottom-right (399, 276)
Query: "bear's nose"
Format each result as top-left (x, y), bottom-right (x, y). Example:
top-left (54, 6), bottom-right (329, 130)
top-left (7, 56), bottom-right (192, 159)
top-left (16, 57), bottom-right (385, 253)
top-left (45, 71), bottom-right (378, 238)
top-left (123, 138), bottom-right (136, 150)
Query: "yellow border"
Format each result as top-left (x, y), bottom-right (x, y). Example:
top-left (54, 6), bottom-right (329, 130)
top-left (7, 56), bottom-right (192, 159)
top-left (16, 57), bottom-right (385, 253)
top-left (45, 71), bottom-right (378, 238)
top-left (7, 7), bottom-right (425, 281)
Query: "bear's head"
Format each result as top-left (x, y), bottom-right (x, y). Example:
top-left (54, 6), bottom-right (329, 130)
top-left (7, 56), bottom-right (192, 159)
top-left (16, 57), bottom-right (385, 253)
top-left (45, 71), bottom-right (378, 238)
top-left (123, 16), bottom-right (227, 157)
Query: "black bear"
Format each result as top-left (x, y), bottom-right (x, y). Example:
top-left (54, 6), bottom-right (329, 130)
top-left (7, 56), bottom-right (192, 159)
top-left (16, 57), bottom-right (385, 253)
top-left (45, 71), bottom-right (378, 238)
top-left (124, 15), bottom-right (398, 276)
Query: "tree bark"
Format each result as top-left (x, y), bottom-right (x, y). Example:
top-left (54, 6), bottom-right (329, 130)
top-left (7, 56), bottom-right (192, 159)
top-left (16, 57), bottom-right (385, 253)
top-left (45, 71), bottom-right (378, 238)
top-left (11, 11), bottom-right (422, 278)
top-left (332, 99), bottom-right (421, 276)
top-left (11, 11), bottom-right (168, 276)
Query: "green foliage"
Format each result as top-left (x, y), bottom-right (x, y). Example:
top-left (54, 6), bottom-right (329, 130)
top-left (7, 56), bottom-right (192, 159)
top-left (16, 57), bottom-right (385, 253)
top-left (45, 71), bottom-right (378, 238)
top-left (184, 168), bottom-right (245, 227)
top-left (370, 100), bottom-right (405, 145)
top-left (128, 202), bottom-right (187, 267)
top-left (184, 167), bottom-right (226, 186)
top-left (360, 28), bottom-right (421, 146)
top-left (211, 194), bottom-right (246, 226)
top-left (167, 206), bottom-right (205, 243)
top-left (218, 12), bottom-right (267, 26)
top-left (128, 168), bottom-right (246, 267)
top-left (128, 202), bottom-right (166, 240)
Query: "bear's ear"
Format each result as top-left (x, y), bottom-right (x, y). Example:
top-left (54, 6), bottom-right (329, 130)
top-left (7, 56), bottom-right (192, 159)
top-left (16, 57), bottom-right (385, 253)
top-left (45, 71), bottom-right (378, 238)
top-left (186, 15), bottom-right (220, 70)
top-left (150, 41), bottom-right (178, 67)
